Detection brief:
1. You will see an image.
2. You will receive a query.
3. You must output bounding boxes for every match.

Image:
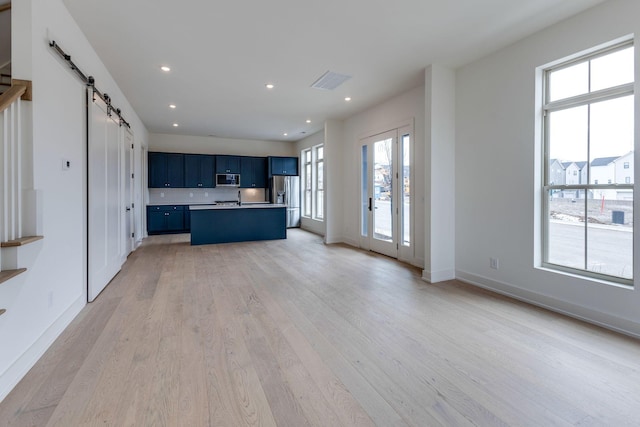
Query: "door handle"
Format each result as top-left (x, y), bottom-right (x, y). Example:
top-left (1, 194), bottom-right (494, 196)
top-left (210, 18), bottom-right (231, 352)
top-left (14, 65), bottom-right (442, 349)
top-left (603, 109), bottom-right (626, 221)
top-left (368, 197), bottom-right (372, 211)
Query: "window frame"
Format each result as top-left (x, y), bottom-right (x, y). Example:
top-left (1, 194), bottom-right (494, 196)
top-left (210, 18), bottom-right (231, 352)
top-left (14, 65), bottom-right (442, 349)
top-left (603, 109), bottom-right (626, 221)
top-left (300, 144), bottom-right (324, 222)
top-left (313, 145), bottom-right (324, 220)
top-left (541, 39), bottom-right (635, 286)
top-left (301, 148), bottom-right (312, 218)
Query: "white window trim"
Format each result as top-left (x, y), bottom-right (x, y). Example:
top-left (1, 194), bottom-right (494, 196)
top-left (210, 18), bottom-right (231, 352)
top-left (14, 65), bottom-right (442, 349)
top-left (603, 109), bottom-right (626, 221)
top-left (301, 148), bottom-right (312, 218)
top-left (313, 144), bottom-right (324, 221)
top-left (301, 144), bottom-right (324, 222)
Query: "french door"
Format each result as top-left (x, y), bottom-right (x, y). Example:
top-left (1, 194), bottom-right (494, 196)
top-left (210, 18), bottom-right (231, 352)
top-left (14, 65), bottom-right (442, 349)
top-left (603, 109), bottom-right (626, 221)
top-left (360, 126), bottom-right (412, 259)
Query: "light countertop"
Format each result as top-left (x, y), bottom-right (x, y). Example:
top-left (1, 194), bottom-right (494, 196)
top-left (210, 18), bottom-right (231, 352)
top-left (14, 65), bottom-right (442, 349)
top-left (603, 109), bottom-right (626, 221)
top-left (189, 203), bottom-right (287, 210)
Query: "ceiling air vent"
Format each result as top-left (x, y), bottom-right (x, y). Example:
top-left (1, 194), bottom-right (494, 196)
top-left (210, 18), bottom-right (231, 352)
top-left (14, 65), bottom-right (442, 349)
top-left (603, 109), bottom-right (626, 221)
top-left (311, 71), bottom-right (352, 90)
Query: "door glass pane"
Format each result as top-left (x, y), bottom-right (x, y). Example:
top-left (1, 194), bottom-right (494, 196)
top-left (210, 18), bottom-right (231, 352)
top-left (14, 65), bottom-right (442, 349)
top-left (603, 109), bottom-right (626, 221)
top-left (587, 194), bottom-right (633, 279)
top-left (402, 134), bottom-right (410, 246)
top-left (361, 145), bottom-right (368, 237)
top-left (374, 138), bottom-right (393, 242)
top-left (546, 190), bottom-right (585, 270)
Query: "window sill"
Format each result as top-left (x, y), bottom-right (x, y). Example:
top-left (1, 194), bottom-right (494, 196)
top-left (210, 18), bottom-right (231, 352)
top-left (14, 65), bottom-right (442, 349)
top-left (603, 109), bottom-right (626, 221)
top-left (536, 265), bottom-right (634, 290)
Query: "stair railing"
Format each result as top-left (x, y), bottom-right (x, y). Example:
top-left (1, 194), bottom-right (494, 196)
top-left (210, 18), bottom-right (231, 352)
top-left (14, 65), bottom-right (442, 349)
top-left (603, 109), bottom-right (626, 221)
top-left (0, 82), bottom-right (29, 242)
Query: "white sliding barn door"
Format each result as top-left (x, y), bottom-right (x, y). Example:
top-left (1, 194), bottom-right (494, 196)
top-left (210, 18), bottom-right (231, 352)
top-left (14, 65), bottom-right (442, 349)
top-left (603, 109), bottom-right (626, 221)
top-left (88, 96), bottom-right (123, 302)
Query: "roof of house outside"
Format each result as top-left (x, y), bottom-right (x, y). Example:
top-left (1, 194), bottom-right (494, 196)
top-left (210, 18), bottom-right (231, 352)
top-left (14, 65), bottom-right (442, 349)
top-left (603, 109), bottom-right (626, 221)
top-left (591, 156), bottom-right (619, 167)
top-left (575, 161), bottom-right (588, 169)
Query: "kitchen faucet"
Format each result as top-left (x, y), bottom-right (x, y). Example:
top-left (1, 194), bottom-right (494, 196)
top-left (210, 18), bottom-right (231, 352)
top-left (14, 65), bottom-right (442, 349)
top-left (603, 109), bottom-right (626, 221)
top-left (238, 190), bottom-right (242, 206)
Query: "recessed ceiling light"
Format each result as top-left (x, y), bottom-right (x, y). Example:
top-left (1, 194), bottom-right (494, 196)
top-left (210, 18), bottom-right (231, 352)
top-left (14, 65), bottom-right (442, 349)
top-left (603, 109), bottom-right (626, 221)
top-left (266, 84), bottom-right (275, 89)
top-left (161, 66), bottom-right (171, 72)
top-left (172, 123), bottom-right (179, 127)
top-left (345, 97), bottom-right (352, 102)
top-left (169, 104), bottom-right (176, 109)
top-left (283, 133), bottom-right (288, 136)
top-left (306, 119), bottom-right (311, 123)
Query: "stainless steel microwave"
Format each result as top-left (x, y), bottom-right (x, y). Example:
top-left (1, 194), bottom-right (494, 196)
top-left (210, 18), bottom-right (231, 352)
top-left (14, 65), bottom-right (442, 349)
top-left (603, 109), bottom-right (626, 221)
top-left (216, 173), bottom-right (240, 187)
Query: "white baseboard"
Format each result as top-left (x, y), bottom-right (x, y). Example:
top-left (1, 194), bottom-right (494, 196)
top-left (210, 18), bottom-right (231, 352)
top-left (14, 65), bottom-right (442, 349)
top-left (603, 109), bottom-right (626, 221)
top-left (0, 295), bottom-right (86, 402)
top-left (456, 269), bottom-right (640, 339)
top-left (411, 257), bottom-right (424, 269)
top-left (422, 268), bottom-right (455, 283)
top-left (325, 234), bottom-right (346, 245)
top-left (340, 237), bottom-right (359, 248)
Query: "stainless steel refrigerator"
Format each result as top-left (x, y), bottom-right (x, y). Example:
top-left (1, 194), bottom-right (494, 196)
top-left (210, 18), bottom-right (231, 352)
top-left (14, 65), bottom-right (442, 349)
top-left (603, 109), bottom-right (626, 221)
top-left (270, 176), bottom-right (300, 228)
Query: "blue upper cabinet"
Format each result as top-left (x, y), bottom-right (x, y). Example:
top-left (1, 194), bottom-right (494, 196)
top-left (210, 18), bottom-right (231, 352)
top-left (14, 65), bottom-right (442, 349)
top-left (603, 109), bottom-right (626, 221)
top-left (149, 152), bottom-right (184, 188)
top-left (240, 157), bottom-right (267, 188)
top-left (215, 155), bottom-right (242, 174)
top-left (268, 156), bottom-right (299, 176)
top-left (184, 154), bottom-right (215, 188)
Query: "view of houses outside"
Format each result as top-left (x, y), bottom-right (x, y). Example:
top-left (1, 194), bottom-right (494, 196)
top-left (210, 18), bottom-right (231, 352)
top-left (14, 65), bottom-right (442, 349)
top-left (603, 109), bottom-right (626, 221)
top-left (547, 154), bottom-right (633, 279)
top-left (371, 135), bottom-right (411, 246)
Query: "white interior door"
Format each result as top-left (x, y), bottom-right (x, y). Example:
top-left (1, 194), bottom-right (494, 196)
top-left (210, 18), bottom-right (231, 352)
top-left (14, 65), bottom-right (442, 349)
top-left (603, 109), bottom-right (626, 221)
top-left (122, 128), bottom-right (134, 256)
top-left (88, 96), bottom-right (123, 302)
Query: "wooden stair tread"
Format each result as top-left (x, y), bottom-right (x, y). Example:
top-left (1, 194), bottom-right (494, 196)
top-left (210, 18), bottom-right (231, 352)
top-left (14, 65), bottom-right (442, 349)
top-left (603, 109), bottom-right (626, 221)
top-left (0, 268), bottom-right (27, 284)
top-left (1, 235), bottom-right (44, 247)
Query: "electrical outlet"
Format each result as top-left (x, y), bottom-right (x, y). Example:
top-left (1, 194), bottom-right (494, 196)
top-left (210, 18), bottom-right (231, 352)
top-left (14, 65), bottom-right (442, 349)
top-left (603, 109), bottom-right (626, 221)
top-left (490, 257), bottom-right (499, 270)
top-left (160, 192), bottom-right (165, 198)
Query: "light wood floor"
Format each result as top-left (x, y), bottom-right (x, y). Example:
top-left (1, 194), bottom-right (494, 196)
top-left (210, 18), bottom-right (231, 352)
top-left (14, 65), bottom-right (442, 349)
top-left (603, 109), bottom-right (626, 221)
top-left (2, 230), bottom-right (640, 426)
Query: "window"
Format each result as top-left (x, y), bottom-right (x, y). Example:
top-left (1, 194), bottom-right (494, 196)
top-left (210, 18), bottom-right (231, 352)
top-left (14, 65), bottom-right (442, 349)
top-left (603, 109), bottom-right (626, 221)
top-left (300, 144), bottom-right (324, 221)
top-left (542, 40), bottom-right (634, 284)
top-left (302, 149), bottom-right (312, 217)
top-left (314, 145), bottom-right (324, 220)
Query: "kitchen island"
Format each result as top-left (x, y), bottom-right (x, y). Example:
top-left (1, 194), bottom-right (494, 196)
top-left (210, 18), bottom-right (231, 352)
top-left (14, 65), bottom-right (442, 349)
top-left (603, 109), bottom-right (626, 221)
top-left (189, 204), bottom-right (287, 245)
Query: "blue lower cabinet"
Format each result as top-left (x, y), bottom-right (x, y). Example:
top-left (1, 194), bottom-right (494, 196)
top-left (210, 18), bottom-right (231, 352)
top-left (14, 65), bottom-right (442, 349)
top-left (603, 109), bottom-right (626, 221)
top-left (147, 205), bottom-right (187, 234)
top-left (184, 208), bottom-right (191, 231)
top-left (190, 207), bottom-right (286, 245)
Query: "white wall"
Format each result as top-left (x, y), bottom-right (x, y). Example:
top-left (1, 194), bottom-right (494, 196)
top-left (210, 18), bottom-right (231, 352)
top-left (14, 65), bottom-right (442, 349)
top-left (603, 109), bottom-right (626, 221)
top-left (1, 0), bottom-right (148, 400)
top-left (455, 0), bottom-right (640, 336)
top-left (295, 130), bottom-right (325, 236)
top-left (424, 65), bottom-right (456, 282)
top-left (149, 133), bottom-right (296, 157)
top-left (340, 86), bottom-right (425, 266)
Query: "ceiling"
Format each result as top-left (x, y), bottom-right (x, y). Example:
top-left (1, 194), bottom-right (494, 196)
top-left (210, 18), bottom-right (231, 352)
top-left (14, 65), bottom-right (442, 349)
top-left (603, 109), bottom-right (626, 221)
top-left (61, 0), bottom-right (605, 142)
